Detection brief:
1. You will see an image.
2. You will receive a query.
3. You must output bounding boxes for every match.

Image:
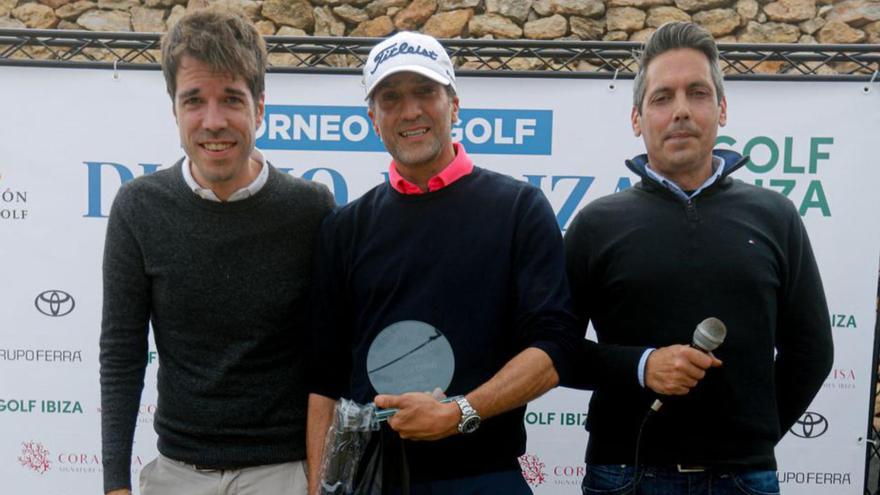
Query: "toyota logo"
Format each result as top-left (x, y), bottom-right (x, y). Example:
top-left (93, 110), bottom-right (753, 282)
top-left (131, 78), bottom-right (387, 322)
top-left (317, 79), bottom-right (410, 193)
top-left (34, 290), bottom-right (76, 317)
top-left (790, 411), bottom-right (828, 439)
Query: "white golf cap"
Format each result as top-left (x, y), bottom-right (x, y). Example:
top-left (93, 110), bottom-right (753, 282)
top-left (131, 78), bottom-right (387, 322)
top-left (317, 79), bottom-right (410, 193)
top-left (362, 31), bottom-right (457, 99)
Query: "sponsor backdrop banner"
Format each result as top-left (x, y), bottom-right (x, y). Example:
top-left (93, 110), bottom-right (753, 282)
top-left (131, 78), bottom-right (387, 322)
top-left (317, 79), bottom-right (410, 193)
top-left (1, 66), bottom-right (878, 494)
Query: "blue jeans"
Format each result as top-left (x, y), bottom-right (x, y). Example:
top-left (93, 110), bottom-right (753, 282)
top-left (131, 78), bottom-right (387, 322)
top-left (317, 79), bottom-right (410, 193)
top-left (396, 470), bottom-right (532, 494)
top-left (582, 464), bottom-right (780, 495)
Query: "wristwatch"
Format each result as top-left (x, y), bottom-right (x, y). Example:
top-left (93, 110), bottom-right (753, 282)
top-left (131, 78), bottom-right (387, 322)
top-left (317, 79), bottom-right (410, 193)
top-left (452, 395), bottom-right (481, 434)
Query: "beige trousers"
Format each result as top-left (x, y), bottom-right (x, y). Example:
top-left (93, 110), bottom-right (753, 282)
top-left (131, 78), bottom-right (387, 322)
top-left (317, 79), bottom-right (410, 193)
top-left (139, 454), bottom-right (308, 495)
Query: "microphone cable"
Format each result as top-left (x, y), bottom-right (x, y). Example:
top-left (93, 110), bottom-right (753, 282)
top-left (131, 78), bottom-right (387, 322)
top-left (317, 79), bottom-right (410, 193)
top-left (628, 404), bottom-right (657, 494)
top-left (628, 317), bottom-right (726, 492)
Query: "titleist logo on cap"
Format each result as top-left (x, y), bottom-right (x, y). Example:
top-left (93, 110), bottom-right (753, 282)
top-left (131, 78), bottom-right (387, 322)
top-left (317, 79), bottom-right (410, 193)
top-left (370, 42), bottom-right (439, 75)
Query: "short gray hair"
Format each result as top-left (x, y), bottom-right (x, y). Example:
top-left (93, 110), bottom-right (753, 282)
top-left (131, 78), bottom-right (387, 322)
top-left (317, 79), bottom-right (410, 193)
top-left (632, 22), bottom-right (724, 114)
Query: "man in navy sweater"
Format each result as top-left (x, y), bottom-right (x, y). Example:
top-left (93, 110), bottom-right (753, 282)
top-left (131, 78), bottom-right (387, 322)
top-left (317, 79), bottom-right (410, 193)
top-left (306, 32), bottom-right (581, 494)
top-left (564, 22), bottom-right (833, 494)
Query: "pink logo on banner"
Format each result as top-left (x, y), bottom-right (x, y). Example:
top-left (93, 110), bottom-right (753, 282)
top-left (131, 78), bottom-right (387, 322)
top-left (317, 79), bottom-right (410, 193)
top-left (19, 441), bottom-right (51, 474)
top-left (519, 453), bottom-right (547, 487)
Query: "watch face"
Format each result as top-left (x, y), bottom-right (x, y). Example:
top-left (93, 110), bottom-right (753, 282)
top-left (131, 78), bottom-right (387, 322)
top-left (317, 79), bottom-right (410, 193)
top-left (461, 416), bottom-right (481, 434)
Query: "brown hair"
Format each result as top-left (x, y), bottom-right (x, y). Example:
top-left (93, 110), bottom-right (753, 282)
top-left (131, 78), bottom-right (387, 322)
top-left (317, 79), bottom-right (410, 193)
top-left (160, 9), bottom-right (267, 101)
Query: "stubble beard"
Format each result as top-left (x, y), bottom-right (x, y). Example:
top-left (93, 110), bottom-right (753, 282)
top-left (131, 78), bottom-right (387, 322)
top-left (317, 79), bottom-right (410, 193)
top-left (387, 135), bottom-right (443, 169)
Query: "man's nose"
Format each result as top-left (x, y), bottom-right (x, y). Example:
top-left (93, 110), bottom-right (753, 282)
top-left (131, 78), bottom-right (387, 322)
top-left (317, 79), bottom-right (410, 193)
top-left (399, 94), bottom-right (422, 121)
top-left (202, 102), bottom-right (228, 131)
top-left (672, 94), bottom-right (691, 122)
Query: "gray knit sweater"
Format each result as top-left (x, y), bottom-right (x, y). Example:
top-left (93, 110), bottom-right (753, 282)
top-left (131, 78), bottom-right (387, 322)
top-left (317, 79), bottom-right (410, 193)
top-left (100, 160), bottom-right (334, 492)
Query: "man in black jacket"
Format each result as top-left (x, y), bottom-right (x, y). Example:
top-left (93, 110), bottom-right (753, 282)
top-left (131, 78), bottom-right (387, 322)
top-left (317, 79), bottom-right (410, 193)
top-left (565, 22), bottom-right (833, 495)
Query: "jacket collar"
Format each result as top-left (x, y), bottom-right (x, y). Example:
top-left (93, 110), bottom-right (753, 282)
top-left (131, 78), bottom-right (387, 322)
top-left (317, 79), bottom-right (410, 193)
top-left (625, 149), bottom-right (749, 195)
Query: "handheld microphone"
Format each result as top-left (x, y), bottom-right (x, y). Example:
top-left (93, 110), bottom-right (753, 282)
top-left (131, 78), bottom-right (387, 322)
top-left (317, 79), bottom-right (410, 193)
top-left (650, 317), bottom-right (727, 412)
top-left (691, 317), bottom-right (727, 353)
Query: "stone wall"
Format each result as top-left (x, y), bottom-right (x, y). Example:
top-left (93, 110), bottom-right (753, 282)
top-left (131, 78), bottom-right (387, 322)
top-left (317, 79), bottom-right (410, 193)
top-left (1, 0), bottom-right (878, 45)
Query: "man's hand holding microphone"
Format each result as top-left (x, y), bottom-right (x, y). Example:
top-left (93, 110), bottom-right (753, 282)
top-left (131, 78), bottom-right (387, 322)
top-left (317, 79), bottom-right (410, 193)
top-left (644, 318), bottom-right (726, 404)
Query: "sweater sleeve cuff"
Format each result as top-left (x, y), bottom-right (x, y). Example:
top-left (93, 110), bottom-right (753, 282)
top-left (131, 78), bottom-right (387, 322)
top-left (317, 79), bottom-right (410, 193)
top-left (637, 348), bottom-right (655, 388)
top-left (307, 384), bottom-right (344, 401)
top-left (103, 457), bottom-right (132, 494)
top-left (529, 340), bottom-right (570, 383)
top-left (306, 365), bottom-right (346, 400)
top-left (559, 341), bottom-right (648, 391)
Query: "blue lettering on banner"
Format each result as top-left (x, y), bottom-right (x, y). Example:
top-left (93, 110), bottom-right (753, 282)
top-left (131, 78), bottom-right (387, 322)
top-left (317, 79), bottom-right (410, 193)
top-left (258, 106), bottom-right (382, 152)
top-left (84, 162), bottom-right (161, 218)
top-left (83, 162), bottom-right (625, 223)
top-left (454, 109), bottom-right (552, 155)
top-left (525, 175), bottom-right (595, 230)
top-left (256, 105), bottom-right (552, 155)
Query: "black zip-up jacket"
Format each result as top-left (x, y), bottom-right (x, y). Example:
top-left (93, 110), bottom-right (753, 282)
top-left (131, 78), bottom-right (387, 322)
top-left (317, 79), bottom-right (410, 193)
top-left (563, 149), bottom-right (833, 468)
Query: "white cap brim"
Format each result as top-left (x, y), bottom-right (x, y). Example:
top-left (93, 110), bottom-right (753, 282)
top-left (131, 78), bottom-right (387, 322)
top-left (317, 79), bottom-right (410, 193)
top-left (364, 65), bottom-right (452, 99)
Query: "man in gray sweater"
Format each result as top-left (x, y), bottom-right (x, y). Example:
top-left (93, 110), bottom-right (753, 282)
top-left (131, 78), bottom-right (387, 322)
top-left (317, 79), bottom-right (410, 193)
top-left (99, 10), bottom-right (334, 495)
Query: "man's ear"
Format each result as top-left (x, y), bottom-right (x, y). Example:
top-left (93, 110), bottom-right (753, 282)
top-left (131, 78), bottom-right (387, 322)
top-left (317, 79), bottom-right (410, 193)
top-left (368, 108), bottom-right (380, 138)
top-left (254, 92), bottom-right (266, 129)
top-left (631, 106), bottom-right (641, 137)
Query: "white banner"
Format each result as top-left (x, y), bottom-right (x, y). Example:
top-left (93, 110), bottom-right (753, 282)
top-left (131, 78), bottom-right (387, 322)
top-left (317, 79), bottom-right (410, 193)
top-left (1, 65), bottom-right (877, 494)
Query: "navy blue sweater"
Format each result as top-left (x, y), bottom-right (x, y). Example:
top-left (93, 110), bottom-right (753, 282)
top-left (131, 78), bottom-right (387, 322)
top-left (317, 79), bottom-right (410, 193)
top-left (310, 167), bottom-right (581, 480)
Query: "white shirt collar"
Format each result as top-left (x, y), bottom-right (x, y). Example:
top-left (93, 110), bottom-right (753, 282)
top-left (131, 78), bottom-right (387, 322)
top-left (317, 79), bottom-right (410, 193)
top-left (645, 155), bottom-right (725, 201)
top-left (182, 149), bottom-right (269, 202)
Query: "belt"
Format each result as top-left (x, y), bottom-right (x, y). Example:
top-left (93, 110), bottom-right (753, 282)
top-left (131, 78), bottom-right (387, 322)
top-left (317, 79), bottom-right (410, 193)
top-left (191, 465), bottom-right (222, 472)
top-left (675, 464), bottom-right (709, 473)
top-left (177, 460), bottom-right (244, 472)
top-left (163, 454), bottom-right (248, 472)
top-left (190, 463), bottom-right (249, 472)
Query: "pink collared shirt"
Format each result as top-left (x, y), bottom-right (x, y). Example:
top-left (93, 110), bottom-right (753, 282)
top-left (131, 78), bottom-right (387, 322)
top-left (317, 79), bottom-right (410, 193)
top-left (388, 142), bottom-right (474, 195)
